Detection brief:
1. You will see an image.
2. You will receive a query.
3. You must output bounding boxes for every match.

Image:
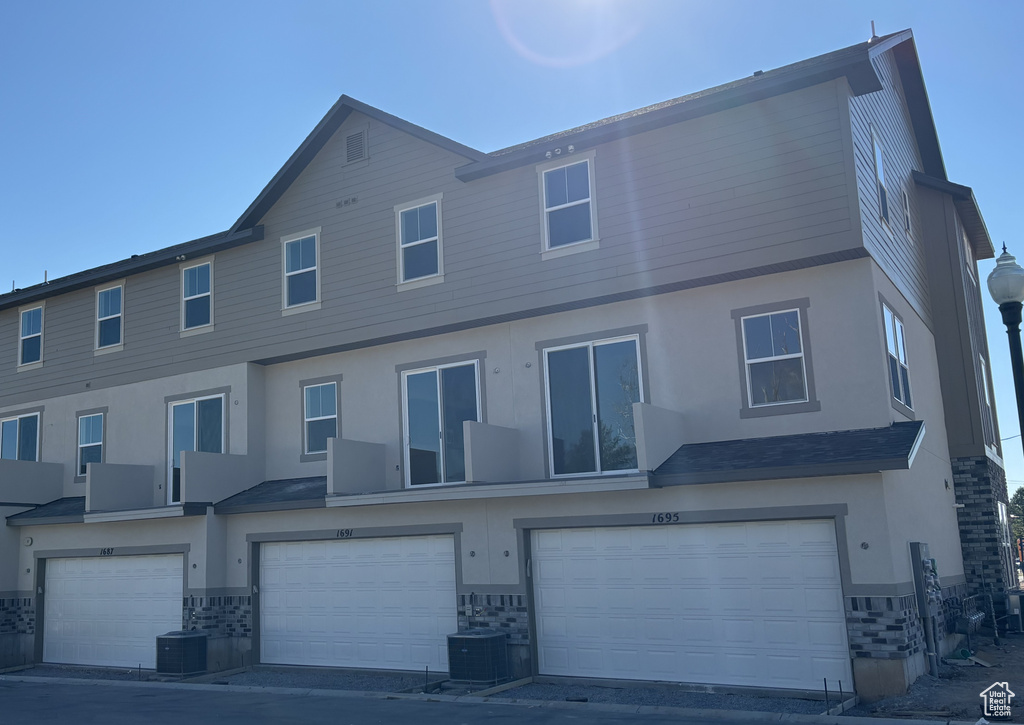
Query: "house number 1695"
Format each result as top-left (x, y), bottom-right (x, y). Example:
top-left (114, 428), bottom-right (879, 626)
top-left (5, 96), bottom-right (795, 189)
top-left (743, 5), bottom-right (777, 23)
top-left (651, 513), bottom-right (680, 523)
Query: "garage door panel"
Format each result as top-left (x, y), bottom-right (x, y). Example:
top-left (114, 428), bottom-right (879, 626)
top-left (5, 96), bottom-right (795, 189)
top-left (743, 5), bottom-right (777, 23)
top-left (44, 554), bottom-right (183, 669)
top-left (261, 534), bottom-right (455, 671)
top-left (533, 521), bottom-right (852, 690)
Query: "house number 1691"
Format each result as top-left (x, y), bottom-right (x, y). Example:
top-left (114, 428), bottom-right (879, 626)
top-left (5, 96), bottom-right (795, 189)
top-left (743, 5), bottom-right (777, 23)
top-left (336, 529), bottom-right (353, 538)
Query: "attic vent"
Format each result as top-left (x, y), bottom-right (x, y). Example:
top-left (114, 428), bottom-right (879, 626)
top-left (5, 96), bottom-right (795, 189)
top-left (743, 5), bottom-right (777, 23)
top-left (345, 129), bottom-right (366, 164)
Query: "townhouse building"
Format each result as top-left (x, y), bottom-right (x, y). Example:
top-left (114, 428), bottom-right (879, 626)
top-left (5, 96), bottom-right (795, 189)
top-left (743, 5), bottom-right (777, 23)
top-left (0, 29), bottom-right (1013, 700)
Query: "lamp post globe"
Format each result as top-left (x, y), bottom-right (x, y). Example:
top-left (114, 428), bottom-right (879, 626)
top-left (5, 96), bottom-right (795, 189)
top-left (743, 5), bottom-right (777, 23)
top-left (987, 245), bottom-right (1024, 459)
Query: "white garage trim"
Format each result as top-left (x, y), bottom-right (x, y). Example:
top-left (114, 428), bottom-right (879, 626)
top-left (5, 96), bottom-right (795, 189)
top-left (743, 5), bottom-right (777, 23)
top-left (43, 554), bottom-right (184, 669)
top-left (260, 534), bottom-right (457, 671)
top-left (531, 519), bottom-right (852, 690)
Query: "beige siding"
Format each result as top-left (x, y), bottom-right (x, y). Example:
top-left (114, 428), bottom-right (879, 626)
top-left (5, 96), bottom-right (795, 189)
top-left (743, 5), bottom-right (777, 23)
top-left (0, 83), bottom-right (859, 405)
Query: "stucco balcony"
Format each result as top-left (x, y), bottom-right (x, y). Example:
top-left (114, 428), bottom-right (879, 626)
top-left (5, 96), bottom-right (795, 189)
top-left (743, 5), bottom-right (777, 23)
top-left (0, 459), bottom-right (63, 505)
top-left (178, 451), bottom-right (263, 504)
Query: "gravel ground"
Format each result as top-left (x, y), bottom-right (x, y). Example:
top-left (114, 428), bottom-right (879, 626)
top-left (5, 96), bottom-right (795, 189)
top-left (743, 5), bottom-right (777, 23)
top-left (491, 682), bottom-right (831, 714)
top-left (220, 668), bottom-right (427, 693)
top-left (14, 664), bottom-right (154, 681)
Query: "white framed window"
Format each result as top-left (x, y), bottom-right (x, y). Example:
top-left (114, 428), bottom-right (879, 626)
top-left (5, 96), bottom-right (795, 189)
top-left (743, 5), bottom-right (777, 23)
top-left (883, 304), bottom-right (912, 409)
top-left (396, 194), bottom-right (443, 288)
top-left (539, 150), bottom-right (598, 258)
top-left (19, 305), bottom-right (43, 367)
top-left (872, 129), bottom-right (889, 226)
top-left (181, 260), bottom-right (213, 332)
top-left (741, 310), bottom-right (808, 407)
top-left (402, 361), bottom-right (480, 486)
top-left (281, 228), bottom-right (321, 312)
top-left (78, 412), bottom-right (104, 476)
top-left (544, 336), bottom-right (642, 476)
top-left (902, 189), bottom-right (911, 235)
top-left (962, 223), bottom-right (977, 283)
top-left (979, 355), bottom-right (996, 450)
top-left (168, 394), bottom-right (224, 504)
top-left (96, 283), bottom-right (124, 351)
top-left (303, 382), bottom-right (338, 455)
top-left (0, 412), bottom-right (40, 462)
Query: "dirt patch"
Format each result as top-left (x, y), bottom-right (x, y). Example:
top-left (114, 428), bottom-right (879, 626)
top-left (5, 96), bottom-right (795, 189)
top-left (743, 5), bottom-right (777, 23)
top-left (843, 632), bottom-right (1023, 720)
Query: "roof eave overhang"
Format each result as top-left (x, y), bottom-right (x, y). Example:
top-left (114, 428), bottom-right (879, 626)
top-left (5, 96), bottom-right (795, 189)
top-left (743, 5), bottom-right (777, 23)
top-left (913, 170), bottom-right (995, 259)
top-left (882, 33), bottom-right (947, 180)
top-left (456, 49), bottom-right (882, 183)
top-left (651, 458), bottom-right (908, 488)
top-left (0, 225), bottom-right (264, 312)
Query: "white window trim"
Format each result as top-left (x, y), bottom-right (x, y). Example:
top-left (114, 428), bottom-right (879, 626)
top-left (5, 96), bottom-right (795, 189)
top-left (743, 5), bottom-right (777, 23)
top-left (94, 281), bottom-right (125, 355)
top-left (281, 228), bottom-right (322, 315)
top-left (303, 382), bottom-right (338, 455)
top-left (543, 335), bottom-right (643, 479)
top-left (538, 149), bottom-right (599, 260)
top-left (166, 393), bottom-right (226, 505)
top-left (962, 223), bottom-right (977, 282)
top-left (740, 310), bottom-right (809, 408)
top-left (401, 360), bottom-right (481, 488)
top-left (17, 303), bottom-right (44, 371)
top-left (395, 193), bottom-right (445, 290)
top-left (979, 354), bottom-right (998, 455)
top-left (902, 188), bottom-right (912, 235)
top-left (0, 411), bottom-right (41, 462)
top-left (180, 256), bottom-right (214, 336)
top-left (77, 412), bottom-right (104, 477)
top-left (871, 127), bottom-right (890, 228)
top-left (883, 303), bottom-right (913, 412)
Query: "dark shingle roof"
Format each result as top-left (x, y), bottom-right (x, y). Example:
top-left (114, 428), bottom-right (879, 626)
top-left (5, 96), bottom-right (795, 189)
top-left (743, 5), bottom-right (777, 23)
top-left (215, 477), bottom-right (327, 514)
top-left (6, 496), bottom-right (86, 525)
top-left (652, 420), bottom-right (924, 487)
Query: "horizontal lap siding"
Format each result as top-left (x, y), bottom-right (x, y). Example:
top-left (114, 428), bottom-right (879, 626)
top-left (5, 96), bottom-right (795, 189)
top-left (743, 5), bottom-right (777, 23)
top-left (848, 50), bottom-right (931, 322)
top-left (0, 84), bottom-right (855, 403)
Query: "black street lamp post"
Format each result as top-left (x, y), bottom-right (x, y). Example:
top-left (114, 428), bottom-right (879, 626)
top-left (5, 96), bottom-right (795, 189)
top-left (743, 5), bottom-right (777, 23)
top-left (987, 246), bottom-right (1024, 453)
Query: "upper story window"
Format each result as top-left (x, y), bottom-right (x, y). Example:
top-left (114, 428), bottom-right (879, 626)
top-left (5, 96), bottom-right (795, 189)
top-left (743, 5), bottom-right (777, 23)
top-left (979, 355), bottom-right (996, 450)
top-left (78, 412), bottom-right (104, 476)
top-left (902, 189), bottom-right (911, 235)
top-left (304, 382), bottom-right (338, 455)
top-left (96, 283), bottom-right (124, 351)
top-left (282, 229), bottom-right (321, 312)
top-left (539, 151), bottom-right (598, 259)
top-left (396, 195), bottom-right (443, 288)
top-left (1, 412), bottom-right (39, 461)
top-left (872, 129), bottom-right (889, 226)
top-left (962, 224), bottom-right (977, 283)
top-left (168, 394), bottom-right (224, 504)
top-left (883, 304), bottom-right (912, 410)
top-left (182, 261), bottom-right (213, 331)
top-left (402, 360), bottom-right (479, 486)
top-left (732, 300), bottom-right (819, 418)
top-left (544, 336), bottom-right (642, 476)
top-left (19, 306), bottom-right (43, 367)
top-left (741, 310), bottom-right (808, 407)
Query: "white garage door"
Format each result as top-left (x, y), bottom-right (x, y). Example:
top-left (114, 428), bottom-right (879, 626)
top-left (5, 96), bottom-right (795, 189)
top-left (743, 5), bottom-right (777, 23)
top-left (532, 520), bottom-right (852, 690)
top-left (260, 534), bottom-right (456, 671)
top-left (44, 554), bottom-right (184, 669)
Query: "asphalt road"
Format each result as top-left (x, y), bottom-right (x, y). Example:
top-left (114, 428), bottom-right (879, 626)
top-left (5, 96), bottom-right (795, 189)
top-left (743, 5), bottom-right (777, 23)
top-left (0, 679), bottom-right (742, 725)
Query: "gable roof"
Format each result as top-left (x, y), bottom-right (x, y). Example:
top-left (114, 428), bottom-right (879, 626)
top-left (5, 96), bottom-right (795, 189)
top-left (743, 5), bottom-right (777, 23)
top-left (228, 95), bottom-right (487, 234)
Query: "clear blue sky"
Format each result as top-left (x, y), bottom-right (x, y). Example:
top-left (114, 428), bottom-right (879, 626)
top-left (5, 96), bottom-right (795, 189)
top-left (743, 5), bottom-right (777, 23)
top-left (2, 1), bottom-right (1022, 497)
